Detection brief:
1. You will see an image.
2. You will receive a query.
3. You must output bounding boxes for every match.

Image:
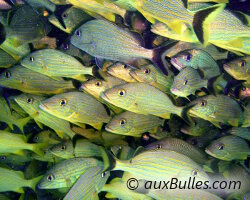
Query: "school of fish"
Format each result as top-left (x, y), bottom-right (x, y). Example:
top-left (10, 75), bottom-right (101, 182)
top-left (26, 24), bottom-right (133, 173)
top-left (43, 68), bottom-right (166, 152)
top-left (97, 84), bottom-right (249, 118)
top-left (0, 0), bottom-right (249, 199)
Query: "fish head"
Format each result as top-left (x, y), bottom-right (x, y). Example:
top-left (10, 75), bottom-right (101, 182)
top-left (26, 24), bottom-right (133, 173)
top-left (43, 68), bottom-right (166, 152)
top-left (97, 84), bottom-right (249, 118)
top-left (205, 138), bottom-right (228, 160)
top-left (14, 94), bottom-right (45, 116)
top-left (21, 51), bottom-right (44, 71)
top-left (39, 93), bottom-right (74, 118)
top-left (0, 66), bottom-right (22, 88)
top-left (107, 62), bottom-right (133, 78)
top-left (80, 78), bottom-right (106, 98)
top-left (171, 49), bottom-right (199, 70)
top-left (130, 64), bottom-right (155, 83)
top-left (105, 113), bottom-right (133, 134)
top-left (49, 141), bottom-right (73, 159)
top-left (223, 57), bottom-right (249, 79)
top-left (101, 84), bottom-right (136, 109)
top-left (38, 170), bottom-right (61, 189)
top-left (33, 130), bottom-right (60, 144)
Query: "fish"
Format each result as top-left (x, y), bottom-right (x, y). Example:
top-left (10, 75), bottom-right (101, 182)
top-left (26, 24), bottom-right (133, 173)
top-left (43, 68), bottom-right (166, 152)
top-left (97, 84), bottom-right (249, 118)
top-left (107, 62), bottom-right (137, 83)
top-left (20, 49), bottom-right (93, 81)
top-left (0, 65), bottom-right (75, 95)
top-left (0, 151), bottom-right (32, 166)
top-left (227, 127), bottom-right (250, 141)
top-left (48, 6), bottom-right (92, 34)
top-left (122, 0), bottom-right (226, 44)
top-left (24, 0), bottom-right (56, 12)
top-left (103, 148), bottom-right (210, 183)
top-left (205, 135), bottom-right (250, 161)
top-left (163, 41), bottom-right (228, 61)
top-left (0, 130), bottom-right (45, 156)
top-left (101, 83), bottom-right (186, 120)
top-left (2, 5), bottom-right (51, 46)
top-left (0, 95), bottom-right (31, 132)
top-left (67, 0), bottom-right (127, 22)
top-left (38, 157), bottom-right (103, 189)
top-left (64, 166), bottom-right (110, 200)
top-left (186, 94), bottom-right (244, 128)
top-left (39, 91), bottom-right (111, 130)
top-left (223, 56), bottom-right (249, 85)
top-left (145, 137), bottom-right (208, 165)
top-left (105, 111), bottom-right (164, 137)
top-left (170, 49), bottom-right (221, 79)
top-left (130, 64), bottom-right (174, 92)
top-left (0, 166), bottom-right (42, 193)
top-left (170, 67), bottom-right (208, 97)
top-left (32, 130), bottom-right (61, 144)
top-left (102, 175), bottom-right (153, 200)
top-left (49, 139), bottom-right (103, 159)
top-left (0, 49), bottom-right (16, 68)
top-left (71, 19), bottom-right (176, 75)
top-left (14, 93), bottom-right (76, 139)
top-left (181, 118), bottom-right (215, 136)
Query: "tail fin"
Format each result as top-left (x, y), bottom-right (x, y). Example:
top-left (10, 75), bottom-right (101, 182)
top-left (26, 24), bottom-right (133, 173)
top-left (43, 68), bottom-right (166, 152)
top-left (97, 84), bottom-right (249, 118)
top-left (29, 175), bottom-right (43, 192)
top-left (151, 41), bottom-right (178, 76)
top-left (100, 147), bottom-right (116, 172)
top-left (180, 105), bottom-right (196, 126)
top-left (193, 3), bottom-right (226, 45)
top-left (207, 74), bottom-right (225, 95)
top-left (0, 22), bottom-right (6, 45)
top-left (15, 116), bottom-right (31, 133)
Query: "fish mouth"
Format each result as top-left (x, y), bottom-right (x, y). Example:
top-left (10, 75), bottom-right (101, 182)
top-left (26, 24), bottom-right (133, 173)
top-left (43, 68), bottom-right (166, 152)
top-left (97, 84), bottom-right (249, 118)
top-left (106, 67), bottom-right (115, 75)
top-left (105, 126), bottom-right (113, 132)
top-left (39, 103), bottom-right (49, 112)
top-left (79, 83), bottom-right (87, 91)
top-left (223, 64), bottom-right (230, 71)
top-left (204, 148), bottom-right (213, 156)
top-left (180, 128), bottom-right (189, 135)
top-left (170, 58), bottom-right (182, 70)
top-left (170, 87), bottom-right (179, 94)
top-left (101, 92), bottom-right (110, 102)
top-left (129, 70), bottom-right (138, 79)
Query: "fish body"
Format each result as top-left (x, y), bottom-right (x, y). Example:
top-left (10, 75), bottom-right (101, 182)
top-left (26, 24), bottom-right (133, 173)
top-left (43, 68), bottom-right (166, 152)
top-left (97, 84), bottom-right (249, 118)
top-left (170, 49), bottom-right (220, 79)
top-left (187, 95), bottom-right (244, 127)
top-left (223, 56), bottom-right (250, 84)
top-left (107, 149), bottom-right (209, 183)
top-left (227, 127), bottom-right (250, 141)
top-left (38, 157), bottom-right (103, 189)
top-left (170, 67), bottom-right (208, 97)
top-left (14, 94), bottom-right (76, 139)
top-left (39, 92), bottom-right (111, 130)
top-left (107, 62), bottom-right (137, 83)
top-left (105, 111), bottom-right (164, 137)
top-left (0, 95), bottom-right (31, 132)
top-left (0, 167), bottom-right (42, 193)
top-left (205, 135), bottom-right (250, 161)
top-left (50, 139), bottom-right (102, 159)
top-left (64, 166), bottom-right (110, 200)
top-left (0, 130), bottom-right (44, 156)
top-left (0, 65), bottom-right (75, 95)
top-left (0, 49), bottom-right (16, 68)
top-left (71, 19), bottom-right (170, 75)
top-left (101, 83), bottom-right (184, 119)
top-left (130, 64), bottom-right (174, 92)
top-left (145, 137), bottom-right (207, 164)
top-left (21, 49), bottom-right (93, 81)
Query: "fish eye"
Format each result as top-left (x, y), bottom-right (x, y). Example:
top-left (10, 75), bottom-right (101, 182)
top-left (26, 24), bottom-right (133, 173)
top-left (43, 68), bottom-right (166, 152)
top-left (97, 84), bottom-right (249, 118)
top-left (156, 144), bottom-right (162, 150)
top-left (144, 68), bottom-right (150, 74)
top-left (27, 98), bottom-right (33, 104)
top-left (184, 80), bottom-right (188, 85)
top-left (101, 172), bottom-right (106, 177)
top-left (29, 57), bottom-right (34, 62)
top-left (63, 43), bottom-right (69, 50)
top-left (33, 136), bottom-right (39, 142)
top-left (76, 30), bottom-right (81, 37)
top-left (4, 71), bottom-right (11, 78)
top-left (120, 118), bottom-right (126, 126)
top-left (239, 60), bottom-right (246, 67)
top-left (95, 81), bottom-right (101, 87)
top-left (192, 169), bottom-right (198, 176)
top-left (200, 100), bottom-right (207, 107)
top-left (217, 143), bottom-right (224, 150)
top-left (118, 89), bottom-right (126, 97)
top-left (61, 145), bottom-right (66, 151)
top-left (1, 156), bottom-right (6, 160)
top-left (123, 64), bottom-right (128, 69)
top-left (62, 13), bottom-right (67, 18)
top-left (47, 174), bottom-right (54, 182)
top-left (185, 54), bottom-right (192, 62)
top-left (60, 99), bottom-right (67, 106)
